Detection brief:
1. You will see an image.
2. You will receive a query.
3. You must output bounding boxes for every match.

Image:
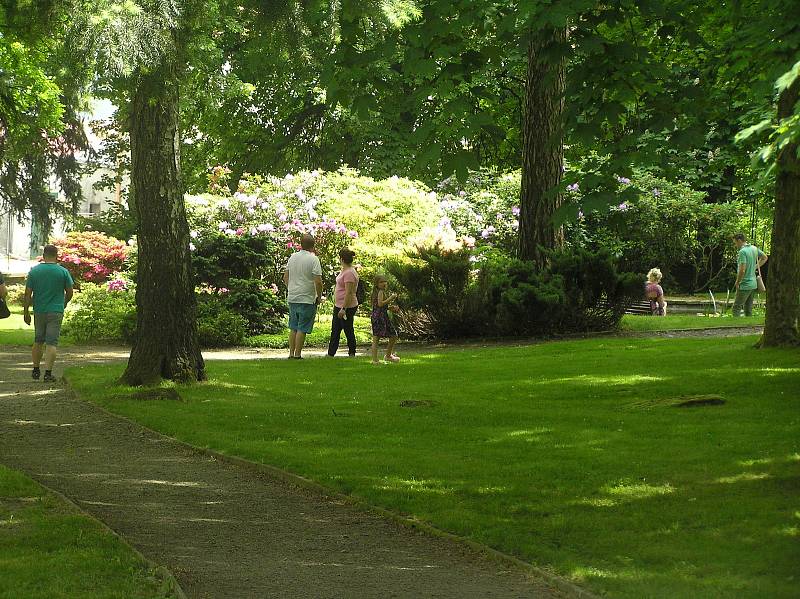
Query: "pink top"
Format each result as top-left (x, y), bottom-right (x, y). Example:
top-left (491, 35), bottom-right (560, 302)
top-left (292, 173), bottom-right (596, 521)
top-left (335, 268), bottom-right (359, 308)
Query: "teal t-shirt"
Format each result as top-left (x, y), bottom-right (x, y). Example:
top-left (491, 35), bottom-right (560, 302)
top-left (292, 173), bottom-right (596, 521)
top-left (26, 263), bottom-right (74, 313)
top-left (737, 244), bottom-right (765, 291)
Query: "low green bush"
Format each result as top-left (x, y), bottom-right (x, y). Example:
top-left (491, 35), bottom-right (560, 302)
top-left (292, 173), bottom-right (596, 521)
top-left (486, 249), bottom-right (642, 335)
top-left (387, 242), bottom-right (483, 338)
top-left (3, 283), bottom-right (26, 306)
top-left (389, 245), bottom-right (641, 338)
top-left (219, 279), bottom-right (287, 336)
top-left (196, 299), bottom-right (248, 347)
top-left (62, 283), bottom-right (136, 344)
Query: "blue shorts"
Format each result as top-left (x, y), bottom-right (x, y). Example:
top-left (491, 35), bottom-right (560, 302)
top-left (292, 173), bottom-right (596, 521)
top-left (34, 312), bottom-right (64, 346)
top-left (288, 303), bottom-right (317, 334)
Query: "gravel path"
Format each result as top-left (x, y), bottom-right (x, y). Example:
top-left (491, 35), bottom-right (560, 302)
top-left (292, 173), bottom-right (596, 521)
top-left (0, 347), bottom-right (558, 599)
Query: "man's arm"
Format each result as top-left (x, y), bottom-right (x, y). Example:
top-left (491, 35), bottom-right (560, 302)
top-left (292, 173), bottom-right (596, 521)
top-left (735, 263), bottom-right (746, 288)
top-left (23, 287), bottom-right (32, 325)
top-left (64, 286), bottom-right (73, 307)
top-left (758, 250), bottom-right (768, 268)
top-left (283, 270), bottom-right (289, 286)
top-left (0, 282), bottom-right (7, 300)
top-left (314, 275), bottom-right (323, 303)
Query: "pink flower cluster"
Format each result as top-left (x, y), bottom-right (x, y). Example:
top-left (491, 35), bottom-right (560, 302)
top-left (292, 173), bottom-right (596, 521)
top-left (50, 231), bottom-right (128, 284)
top-left (107, 278), bottom-right (128, 292)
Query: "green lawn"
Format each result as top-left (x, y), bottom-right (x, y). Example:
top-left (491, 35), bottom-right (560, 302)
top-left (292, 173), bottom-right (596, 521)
top-left (67, 336), bottom-right (800, 598)
top-left (0, 309), bottom-right (36, 346)
top-left (0, 465), bottom-right (169, 598)
top-left (620, 314), bottom-right (764, 331)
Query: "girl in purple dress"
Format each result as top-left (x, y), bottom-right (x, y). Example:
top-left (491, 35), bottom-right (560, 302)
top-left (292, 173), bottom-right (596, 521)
top-left (645, 268), bottom-right (667, 316)
top-left (370, 275), bottom-right (400, 364)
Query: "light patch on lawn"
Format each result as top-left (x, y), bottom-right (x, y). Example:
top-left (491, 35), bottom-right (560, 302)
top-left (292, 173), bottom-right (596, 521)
top-left (602, 481), bottom-right (675, 499)
top-left (715, 472), bottom-right (770, 484)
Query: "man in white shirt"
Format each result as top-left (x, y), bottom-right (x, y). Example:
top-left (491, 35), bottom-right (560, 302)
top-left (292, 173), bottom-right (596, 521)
top-left (283, 234), bottom-right (323, 359)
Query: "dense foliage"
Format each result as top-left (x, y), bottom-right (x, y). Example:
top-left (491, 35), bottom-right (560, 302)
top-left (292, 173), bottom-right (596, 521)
top-left (388, 242), bottom-right (641, 339)
top-left (565, 172), bottom-right (747, 293)
top-left (62, 283), bottom-right (136, 344)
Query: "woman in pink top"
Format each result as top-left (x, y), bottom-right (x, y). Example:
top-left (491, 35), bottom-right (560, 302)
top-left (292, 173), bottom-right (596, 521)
top-left (645, 267), bottom-right (667, 316)
top-left (327, 247), bottom-right (360, 356)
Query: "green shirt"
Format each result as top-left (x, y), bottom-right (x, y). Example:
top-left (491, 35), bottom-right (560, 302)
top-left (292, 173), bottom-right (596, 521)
top-left (26, 263), bottom-right (74, 313)
top-left (737, 244), bottom-right (765, 291)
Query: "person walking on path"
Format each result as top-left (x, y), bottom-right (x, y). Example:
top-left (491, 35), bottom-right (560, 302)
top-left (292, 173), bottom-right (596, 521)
top-left (645, 268), bottom-right (667, 316)
top-left (370, 274), bottom-right (400, 363)
top-left (327, 248), bottom-right (359, 357)
top-left (732, 233), bottom-right (768, 317)
top-left (283, 234), bottom-right (323, 359)
top-left (22, 244), bottom-right (74, 381)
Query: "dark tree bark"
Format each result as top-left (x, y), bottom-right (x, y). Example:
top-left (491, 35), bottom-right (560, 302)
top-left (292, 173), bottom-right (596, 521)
top-left (761, 77), bottom-right (800, 346)
top-left (518, 27), bottom-right (567, 267)
top-left (121, 59), bottom-right (205, 384)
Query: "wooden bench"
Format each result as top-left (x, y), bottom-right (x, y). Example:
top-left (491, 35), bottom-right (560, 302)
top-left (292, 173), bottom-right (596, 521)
top-left (625, 299), bottom-right (653, 315)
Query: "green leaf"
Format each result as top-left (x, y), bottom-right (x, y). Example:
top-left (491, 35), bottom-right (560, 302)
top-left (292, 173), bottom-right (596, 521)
top-left (775, 60), bottom-right (800, 93)
top-left (735, 119), bottom-right (772, 143)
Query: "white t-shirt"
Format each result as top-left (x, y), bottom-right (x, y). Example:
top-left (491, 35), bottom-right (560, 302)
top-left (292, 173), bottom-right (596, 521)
top-left (285, 250), bottom-right (322, 304)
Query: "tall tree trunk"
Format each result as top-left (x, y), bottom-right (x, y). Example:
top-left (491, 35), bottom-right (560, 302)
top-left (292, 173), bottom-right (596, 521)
top-left (518, 27), bottom-right (567, 267)
top-left (761, 77), bottom-right (800, 346)
top-left (121, 60), bottom-right (205, 384)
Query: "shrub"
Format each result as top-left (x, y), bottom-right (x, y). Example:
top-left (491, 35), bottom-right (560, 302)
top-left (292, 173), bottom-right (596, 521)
top-left (192, 234), bottom-right (279, 289)
top-left (3, 283), bottom-right (26, 306)
top-left (196, 299), bottom-right (248, 347)
top-left (218, 279), bottom-right (287, 336)
top-left (565, 172), bottom-right (745, 293)
top-left (486, 249), bottom-right (642, 335)
top-left (435, 169), bottom-right (520, 253)
top-left (387, 242), bottom-right (483, 338)
top-left (62, 283), bottom-right (136, 344)
top-left (50, 231), bottom-right (129, 284)
top-left (186, 168), bottom-right (444, 290)
top-left (389, 245), bottom-right (641, 339)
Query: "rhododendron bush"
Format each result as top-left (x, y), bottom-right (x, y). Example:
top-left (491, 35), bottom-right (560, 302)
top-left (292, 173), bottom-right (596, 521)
top-left (50, 231), bottom-right (128, 284)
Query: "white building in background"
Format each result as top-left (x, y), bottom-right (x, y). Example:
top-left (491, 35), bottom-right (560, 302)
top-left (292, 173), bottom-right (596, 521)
top-left (0, 165), bottom-right (125, 274)
top-left (1, 98), bottom-right (126, 275)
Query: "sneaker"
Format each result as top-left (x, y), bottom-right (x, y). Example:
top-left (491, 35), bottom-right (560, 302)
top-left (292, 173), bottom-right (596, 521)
top-left (384, 355), bottom-right (400, 363)
top-left (43, 372), bottom-right (57, 383)
top-left (32, 367), bottom-right (41, 380)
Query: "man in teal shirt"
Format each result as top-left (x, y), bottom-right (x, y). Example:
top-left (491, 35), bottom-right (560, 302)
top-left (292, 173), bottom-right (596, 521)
top-left (732, 233), bottom-right (768, 317)
top-left (23, 244), bottom-right (74, 382)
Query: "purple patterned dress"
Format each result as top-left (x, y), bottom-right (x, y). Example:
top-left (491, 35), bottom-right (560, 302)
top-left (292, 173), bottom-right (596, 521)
top-left (371, 303), bottom-right (398, 338)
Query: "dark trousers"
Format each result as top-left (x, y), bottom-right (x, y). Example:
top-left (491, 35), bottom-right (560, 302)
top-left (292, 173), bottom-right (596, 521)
top-left (328, 306), bottom-right (358, 356)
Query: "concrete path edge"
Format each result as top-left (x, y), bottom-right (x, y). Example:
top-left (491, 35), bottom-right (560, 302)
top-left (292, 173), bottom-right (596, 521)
top-left (22, 469), bottom-right (188, 599)
top-left (63, 375), bottom-right (599, 599)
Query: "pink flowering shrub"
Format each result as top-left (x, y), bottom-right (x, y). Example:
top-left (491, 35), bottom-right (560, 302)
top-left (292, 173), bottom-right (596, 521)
top-left (50, 231), bottom-right (129, 284)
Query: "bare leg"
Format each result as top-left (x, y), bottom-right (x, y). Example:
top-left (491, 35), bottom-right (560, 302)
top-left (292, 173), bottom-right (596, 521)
top-left (371, 336), bottom-right (380, 363)
top-left (294, 332), bottom-right (306, 357)
top-left (288, 330), bottom-right (297, 357)
top-left (44, 345), bottom-right (57, 371)
top-left (385, 336), bottom-right (398, 358)
top-left (32, 343), bottom-right (44, 368)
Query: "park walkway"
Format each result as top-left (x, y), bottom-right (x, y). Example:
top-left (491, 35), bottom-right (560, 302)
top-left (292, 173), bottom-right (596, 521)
top-left (0, 346), bottom-right (557, 599)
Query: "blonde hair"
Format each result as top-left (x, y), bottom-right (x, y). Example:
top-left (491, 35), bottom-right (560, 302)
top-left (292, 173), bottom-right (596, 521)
top-left (647, 268), bottom-right (663, 283)
top-left (371, 274), bottom-right (388, 307)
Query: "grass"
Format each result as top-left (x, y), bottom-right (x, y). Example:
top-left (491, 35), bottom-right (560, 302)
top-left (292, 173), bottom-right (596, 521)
top-left (0, 464), bottom-right (169, 598)
top-left (620, 313), bottom-right (764, 331)
top-left (67, 336), bottom-right (800, 598)
top-left (0, 308), bottom-right (36, 346)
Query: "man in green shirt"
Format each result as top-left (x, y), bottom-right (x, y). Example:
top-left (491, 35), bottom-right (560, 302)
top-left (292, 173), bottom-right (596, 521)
top-left (23, 244), bottom-right (74, 382)
top-left (732, 233), bottom-right (768, 317)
